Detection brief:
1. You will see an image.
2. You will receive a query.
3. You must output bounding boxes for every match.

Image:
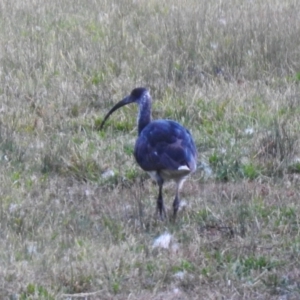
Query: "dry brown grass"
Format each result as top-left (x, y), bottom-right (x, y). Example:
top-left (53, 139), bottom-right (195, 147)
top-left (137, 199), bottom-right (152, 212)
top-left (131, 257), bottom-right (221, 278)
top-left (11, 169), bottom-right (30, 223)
top-left (1, 0), bottom-right (300, 299)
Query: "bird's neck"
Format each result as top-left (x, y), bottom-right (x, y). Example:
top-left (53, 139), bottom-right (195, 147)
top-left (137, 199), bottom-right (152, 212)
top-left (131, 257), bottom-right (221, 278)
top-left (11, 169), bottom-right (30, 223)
top-left (138, 96), bottom-right (152, 135)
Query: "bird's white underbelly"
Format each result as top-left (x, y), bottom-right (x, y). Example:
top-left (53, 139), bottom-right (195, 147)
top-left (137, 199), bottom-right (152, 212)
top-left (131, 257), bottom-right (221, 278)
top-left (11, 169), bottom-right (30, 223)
top-left (147, 167), bottom-right (190, 187)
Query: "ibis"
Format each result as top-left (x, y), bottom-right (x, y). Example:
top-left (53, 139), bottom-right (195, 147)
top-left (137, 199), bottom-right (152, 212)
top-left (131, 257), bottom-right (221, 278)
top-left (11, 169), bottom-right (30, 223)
top-left (100, 87), bottom-right (197, 219)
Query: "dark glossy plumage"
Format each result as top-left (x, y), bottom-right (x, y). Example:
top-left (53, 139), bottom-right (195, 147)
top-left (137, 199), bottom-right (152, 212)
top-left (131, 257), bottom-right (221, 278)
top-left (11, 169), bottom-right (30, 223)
top-left (134, 120), bottom-right (196, 173)
top-left (100, 87), bottom-right (197, 219)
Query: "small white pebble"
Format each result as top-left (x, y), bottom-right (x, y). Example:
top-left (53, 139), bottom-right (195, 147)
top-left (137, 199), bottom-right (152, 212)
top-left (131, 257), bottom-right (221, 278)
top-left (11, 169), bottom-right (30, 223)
top-left (54, 199), bottom-right (60, 206)
top-left (173, 271), bottom-right (186, 280)
top-left (221, 148), bottom-right (226, 154)
top-left (101, 169), bottom-right (115, 179)
top-left (30, 175), bottom-right (38, 182)
top-left (245, 127), bottom-right (254, 135)
top-left (9, 204), bottom-right (18, 213)
top-left (198, 162), bottom-right (213, 178)
top-left (219, 18), bottom-right (227, 26)
top-left (178, 200), bottom-right (188, 211)
top-left (210, 42), bottom-right (218, 50)
top-left (124, 204), bottom-right (132, 211)
top-left (153, 232), bottom-right (173, 249)
top-left (27, 243), bottom-right (37, 255)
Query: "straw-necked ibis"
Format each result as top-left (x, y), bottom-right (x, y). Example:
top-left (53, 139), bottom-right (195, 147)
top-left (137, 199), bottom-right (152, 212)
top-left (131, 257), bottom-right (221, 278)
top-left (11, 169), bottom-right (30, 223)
top-left (100, 87), bottom-right (197, 219)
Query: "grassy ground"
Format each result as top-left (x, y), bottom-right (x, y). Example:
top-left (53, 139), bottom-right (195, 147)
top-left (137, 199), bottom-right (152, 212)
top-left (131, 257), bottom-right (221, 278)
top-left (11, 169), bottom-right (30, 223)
top-left (1, 0), bottom-right (300, 299)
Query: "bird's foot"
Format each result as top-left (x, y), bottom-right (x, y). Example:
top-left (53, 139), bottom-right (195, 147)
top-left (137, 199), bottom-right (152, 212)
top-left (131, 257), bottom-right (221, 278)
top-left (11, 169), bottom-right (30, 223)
top-left (157, 195), bottom-right (167, 221)
top-left (156, 205), bottom-right (167, 221)
top-left (173, 196), bottom-right (180, 219)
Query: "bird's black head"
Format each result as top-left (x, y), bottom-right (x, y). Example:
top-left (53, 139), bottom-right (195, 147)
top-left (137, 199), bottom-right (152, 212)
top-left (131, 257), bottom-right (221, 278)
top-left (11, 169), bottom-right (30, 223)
top-left (130, 87), bottom-right (148, 100)
top-left (99, 87), bottom-right (150, 130)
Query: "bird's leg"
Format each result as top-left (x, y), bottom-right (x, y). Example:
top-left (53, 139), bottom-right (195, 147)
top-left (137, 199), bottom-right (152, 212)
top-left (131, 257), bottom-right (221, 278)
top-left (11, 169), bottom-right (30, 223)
top-left (156, 178), bottom-right (166, 220)
top-left (173, 183), bottom-right (180, 219)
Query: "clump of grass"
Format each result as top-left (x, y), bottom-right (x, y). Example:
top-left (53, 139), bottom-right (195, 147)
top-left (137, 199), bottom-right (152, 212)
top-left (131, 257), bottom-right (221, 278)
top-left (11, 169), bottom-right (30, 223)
top-left (234, 255), bottom-right (279, 279)
top-left (242, 163), bottom-right (260, 180)
top-left (20, 284), bottom-right (55, 300)
top-left (253, 120), bottom-right (297, 177)
top-left (209, 151), bottom-right (243, 181)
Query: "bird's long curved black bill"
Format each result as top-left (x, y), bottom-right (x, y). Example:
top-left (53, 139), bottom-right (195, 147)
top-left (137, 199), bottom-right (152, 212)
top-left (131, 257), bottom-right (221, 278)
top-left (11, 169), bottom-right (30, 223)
top-left (99, 96), bottom-right (133, 130)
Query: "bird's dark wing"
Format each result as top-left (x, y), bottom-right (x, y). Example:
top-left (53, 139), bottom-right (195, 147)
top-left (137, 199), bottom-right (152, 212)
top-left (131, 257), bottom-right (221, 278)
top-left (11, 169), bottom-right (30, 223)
top-left (134, 120), bottom-right (197, 172)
